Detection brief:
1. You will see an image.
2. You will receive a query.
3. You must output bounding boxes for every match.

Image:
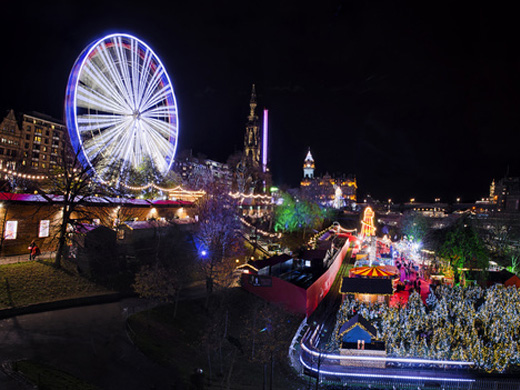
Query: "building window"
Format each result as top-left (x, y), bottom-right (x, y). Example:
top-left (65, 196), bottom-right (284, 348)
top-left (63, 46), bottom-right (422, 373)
top-left (25, 134), bottom-right (30, 140)
top-left (22, 160), bottom-right (26, 166)
top-left (24, 143), bottom-right (29, 149)
top-left (34, 136), bottom-right (42, 143)
top-left (42, 154), bottom-right (46, 160)
top-left (39, 220), bottom-right (50, 238)
top-left (44, 138), bottom-right (49, 144)
top-left (45, 130), bottom-right (50, 136)
top-left (32, 162), bottom-right (38, 168)
top-left (42, 146), bottom-right (47, 152)
top-left (0, 148), bottom-right (3, 155)
top-left (4, 221), bottom-right (18, 240)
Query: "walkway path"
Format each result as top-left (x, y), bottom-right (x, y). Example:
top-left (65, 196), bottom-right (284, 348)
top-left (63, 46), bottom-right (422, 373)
top-left (0, 251), bottom-right (55, 265)
top-left (0, 298), bottom-right (179, 390)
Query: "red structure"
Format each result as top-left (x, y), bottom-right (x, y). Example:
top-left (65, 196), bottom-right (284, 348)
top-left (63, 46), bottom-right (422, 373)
top-left (241, 236), bottom-right (350, 317)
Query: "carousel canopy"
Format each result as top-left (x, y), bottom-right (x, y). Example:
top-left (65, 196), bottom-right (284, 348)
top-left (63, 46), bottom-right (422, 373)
top-left (350, 266), bottom-right (396, 278)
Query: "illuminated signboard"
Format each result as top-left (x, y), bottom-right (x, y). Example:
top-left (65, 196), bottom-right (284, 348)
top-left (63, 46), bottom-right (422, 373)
top-left (4, 220), bottom-right (18, 240)
top-left (39, 220), bottom-right (50, 238)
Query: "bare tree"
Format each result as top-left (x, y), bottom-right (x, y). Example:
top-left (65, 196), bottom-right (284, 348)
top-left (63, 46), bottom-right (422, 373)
top-left (194, 182), bottom-right (242, 305)
top-left (40, 150), bottom-right (105, 268)
top-left (133, 223), bottom-right (196, 317)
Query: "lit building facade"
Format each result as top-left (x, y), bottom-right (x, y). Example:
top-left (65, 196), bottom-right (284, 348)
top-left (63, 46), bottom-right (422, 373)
top-left (172, 149), bottom-right (233, 189)
top-left (0, 109), bottom-right (68, 176)
top-left (495, 177), bottom-right (520, 212)
top-left (300, 149), bottom-right (357, 207)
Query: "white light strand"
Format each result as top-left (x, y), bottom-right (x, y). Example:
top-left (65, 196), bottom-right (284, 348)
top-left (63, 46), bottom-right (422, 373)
top-left (240, 217), bottom-right (281, 238)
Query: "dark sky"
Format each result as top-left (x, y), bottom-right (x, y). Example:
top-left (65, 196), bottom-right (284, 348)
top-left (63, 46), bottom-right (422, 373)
top-left (2, 1), bottom-right (520, 203)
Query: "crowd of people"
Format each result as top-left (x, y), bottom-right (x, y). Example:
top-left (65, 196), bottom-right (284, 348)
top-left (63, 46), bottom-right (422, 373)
top-left (330, 284), bottom-right (520, 373)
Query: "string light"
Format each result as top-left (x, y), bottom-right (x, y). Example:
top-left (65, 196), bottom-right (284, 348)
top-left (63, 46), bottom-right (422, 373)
top-left (229, 192), bottom-right (271, 200)
top-left (240, 217), bottom-right (281, 238)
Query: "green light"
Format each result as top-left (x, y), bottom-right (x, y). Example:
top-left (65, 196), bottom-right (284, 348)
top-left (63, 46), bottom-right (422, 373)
top-left (270, 186), bottom-right (279, 192)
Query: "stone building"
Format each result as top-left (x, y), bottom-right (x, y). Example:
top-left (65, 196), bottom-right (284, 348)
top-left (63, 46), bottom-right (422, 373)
top-left (300, 149), bottom-right (357, 208)
top-left (0, 110), bottom-right (68, 177)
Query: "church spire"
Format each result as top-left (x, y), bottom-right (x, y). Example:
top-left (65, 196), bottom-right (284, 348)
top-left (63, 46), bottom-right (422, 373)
top-left (244, 84), bottom-right (260, 167)
top-left (249, 84), bottom-right (257, 121)
top-left (303, 148), bottom-right (315, 179)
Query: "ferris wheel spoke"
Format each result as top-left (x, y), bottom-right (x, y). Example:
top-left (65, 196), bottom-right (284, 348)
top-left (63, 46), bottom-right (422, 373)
top-left (141, 105), bottom-right (177, 120)
top-left (77, 84), bottom-right (128, 114)
top-left (81, 62), bottom-right (129, 112)
top-left (78, 115), bottom-right (128, 133)
top-left (141, 117), bottom-right (177, 140)
top-left (140, 121), bottom-right (172, 153)
top-left (97, 41), bottom-right (134, 110)
top-left (77, 114), bottom-right (126, 132)
top-left (119, 124), bottom-right (140, 169)
top-left (140, 84), bottom-right (172, 113)
top-left (131, 39), bottom-right (143, 112)
top-left (138, 64), bottom-right (165, 111)
top-left (137, 50), bottom-right (153, 109)
top-left (114, 36), bottom-right (136, 110)
top-left (82, 120), bottom-right (131, 156)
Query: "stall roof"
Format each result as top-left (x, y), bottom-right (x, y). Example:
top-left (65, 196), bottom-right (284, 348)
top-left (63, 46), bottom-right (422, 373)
top-left (150, 199), bottom-right (192, 207)
top-left (339, 314), bottom-right (377, 337)
top-left (0, 192), bottom-right (51, 202)
top-left (0, 192), bottom-right (192, 207)
top-left (340, 277), bottom-right (393, 295)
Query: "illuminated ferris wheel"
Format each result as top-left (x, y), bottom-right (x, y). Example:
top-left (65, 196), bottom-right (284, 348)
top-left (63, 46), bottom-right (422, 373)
top-left (65, 33), bottom-right (179, 182)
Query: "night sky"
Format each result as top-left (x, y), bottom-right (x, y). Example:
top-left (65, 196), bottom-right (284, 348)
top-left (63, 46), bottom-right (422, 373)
top-left (2, 1), bottom-right (520, 203)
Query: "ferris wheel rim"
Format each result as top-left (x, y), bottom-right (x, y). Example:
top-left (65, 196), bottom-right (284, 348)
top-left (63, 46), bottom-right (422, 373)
top-left (64, 33), bottom-right (179, 182)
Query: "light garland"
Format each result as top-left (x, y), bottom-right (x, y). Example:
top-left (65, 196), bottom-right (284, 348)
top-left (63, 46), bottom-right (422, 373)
top-left (229, 192), bottom-right (271, 200)
top-left (240, 217), bottom-right (281, 238)
top-left (2, 167), bottom-right (48, 181)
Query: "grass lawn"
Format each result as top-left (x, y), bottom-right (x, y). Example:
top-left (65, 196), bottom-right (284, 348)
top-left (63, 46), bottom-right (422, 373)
top-left (0, 258), bottom-right (112, 309)
top-left (13, 360), bottom-right (100, 390)
top-left (128, 288), bottom-right (305, 389)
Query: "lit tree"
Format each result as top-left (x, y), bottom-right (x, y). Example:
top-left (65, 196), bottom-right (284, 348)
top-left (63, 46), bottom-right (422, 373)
top-left (400, 211), bottom-right (430, 242)
top-left (439, 217), bottom-right (489, 281)
top-left (274, 192), bottom-right (331, 236)
top-left (194, 182), bottom-right (242, 305)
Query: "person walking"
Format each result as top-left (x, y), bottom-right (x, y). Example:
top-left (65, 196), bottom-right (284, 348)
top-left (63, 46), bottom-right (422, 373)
top-left (28, 241), bottom-right (40, 261)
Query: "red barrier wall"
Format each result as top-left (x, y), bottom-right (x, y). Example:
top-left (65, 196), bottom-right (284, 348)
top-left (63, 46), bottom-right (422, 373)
top-left (241, 237), bottom-right (350, 317)
top-left (241, 273), bottom-right (308, 315)
top-left (305, 238), bottom-right (350, 317)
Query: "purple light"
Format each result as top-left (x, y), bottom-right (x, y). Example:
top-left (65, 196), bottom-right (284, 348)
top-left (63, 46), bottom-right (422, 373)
top-left (299, 357), bottom-right (475, 382)
top-left (262, 109), bottom-right (268, 172)
top-left (301, 343), bottom-right (474, 366)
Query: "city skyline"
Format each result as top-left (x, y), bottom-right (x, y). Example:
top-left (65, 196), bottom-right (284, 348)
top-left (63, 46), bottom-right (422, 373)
top-left (2, 1), bottom-right (520, 202)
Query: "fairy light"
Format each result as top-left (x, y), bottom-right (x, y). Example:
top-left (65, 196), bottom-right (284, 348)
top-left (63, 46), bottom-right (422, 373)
top-left (229, 192), bottom-right (271, 200)
top-left (240, 217), bottom-right (281, 238)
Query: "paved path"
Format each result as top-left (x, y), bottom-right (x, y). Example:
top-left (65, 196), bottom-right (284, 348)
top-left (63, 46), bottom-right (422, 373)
top-left (0, 251), bottom-right (55, 265)
top-left (0, 298), bottom-right (179, 390)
